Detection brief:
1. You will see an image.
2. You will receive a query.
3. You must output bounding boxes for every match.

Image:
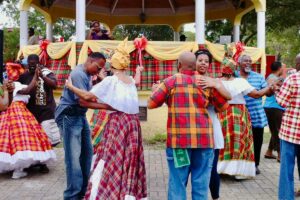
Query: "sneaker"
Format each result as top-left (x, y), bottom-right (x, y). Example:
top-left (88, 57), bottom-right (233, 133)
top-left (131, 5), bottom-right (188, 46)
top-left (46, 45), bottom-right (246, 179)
top-left (12, 170), bottom-right (28, 179)
top-left (39, 164), bottom-right (49, 173)
top-left (256, 167), bottom-right (261, 175)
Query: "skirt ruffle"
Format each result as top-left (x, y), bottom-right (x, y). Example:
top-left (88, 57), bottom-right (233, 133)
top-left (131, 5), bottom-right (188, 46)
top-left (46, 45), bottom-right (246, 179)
top-left (0, 101), bottom-right (56, 172)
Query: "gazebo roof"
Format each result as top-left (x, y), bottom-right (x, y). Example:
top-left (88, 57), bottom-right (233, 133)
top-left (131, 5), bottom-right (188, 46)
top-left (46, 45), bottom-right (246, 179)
top-left (20, 0), bottom-right (265, 30)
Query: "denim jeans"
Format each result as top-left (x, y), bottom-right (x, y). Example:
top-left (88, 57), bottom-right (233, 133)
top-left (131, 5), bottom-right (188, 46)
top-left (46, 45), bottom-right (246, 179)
top-left (166, 148), bottom-right (214, 200)
top-left (210, 149), bottom-right (220, 199)
top-left (278, 139), bottom-right (300, 200)
top-left (57, 114), bottom-right (93, 200)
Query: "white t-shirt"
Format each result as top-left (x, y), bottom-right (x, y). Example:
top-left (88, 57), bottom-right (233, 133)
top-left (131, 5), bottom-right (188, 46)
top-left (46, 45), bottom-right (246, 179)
top-left (13, 82), bottom-right (30, 104)
top-left (221, 78), bottom-right (255, 104)
top-left (90, 75), bottom-right (139, 114)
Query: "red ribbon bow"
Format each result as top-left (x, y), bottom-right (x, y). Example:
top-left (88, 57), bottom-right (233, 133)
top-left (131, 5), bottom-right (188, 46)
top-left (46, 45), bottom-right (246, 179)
top-left (134, 36), bottom-right (148, 68)
top-left (233, 41), bottom-right (245, 63)
top-left (39, 40), bottom-right (50, 66)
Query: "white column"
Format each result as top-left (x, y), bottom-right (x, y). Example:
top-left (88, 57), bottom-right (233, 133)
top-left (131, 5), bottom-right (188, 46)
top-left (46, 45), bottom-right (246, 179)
top-left (46, 22), bottom-right (53, 42)
top-left (76, 0), bottom-right (86, 42)
top-left (257, 11), bottom-right (265, 49)
top-left (195, 0), bottom-right (205, 44)
top-left (233, 25), bottom-right (240, 42)
top-left (173, 31), bottom-right (179, 41)
top-left (20, 10), bottom-right (28, 47)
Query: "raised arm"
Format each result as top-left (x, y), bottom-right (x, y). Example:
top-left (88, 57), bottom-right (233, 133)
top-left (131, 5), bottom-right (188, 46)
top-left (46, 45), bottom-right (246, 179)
top-left (134, 66), bottom-right (144, 85)
top-left (18, 69), bottom-right (38, 95)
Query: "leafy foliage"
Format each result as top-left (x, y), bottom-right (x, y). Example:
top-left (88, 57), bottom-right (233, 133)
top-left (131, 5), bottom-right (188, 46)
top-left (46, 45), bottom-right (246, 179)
top-left (113, 25), bottom-right (174, 41)
top-left (3, 28), bottom-right (20, 62)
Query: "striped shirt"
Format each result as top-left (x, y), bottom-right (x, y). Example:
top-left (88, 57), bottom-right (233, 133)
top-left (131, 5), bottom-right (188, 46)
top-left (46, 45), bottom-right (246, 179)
top-left (276, 72), bottom-right (300, 145)
top-left (148, 71), bottom-right (228, 149)
top-left (236, 71), bottom-right (268, 128)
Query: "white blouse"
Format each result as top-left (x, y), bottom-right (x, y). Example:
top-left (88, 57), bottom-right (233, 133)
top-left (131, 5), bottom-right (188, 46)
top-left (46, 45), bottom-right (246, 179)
top-left (13, 82), bottom-right (30, 104)
top-left (90, 75), bottom-right (139, 114)
top-left (221, 78), bottom-right (255, 104)
top-left (207, 106), bottom-right (224, 149)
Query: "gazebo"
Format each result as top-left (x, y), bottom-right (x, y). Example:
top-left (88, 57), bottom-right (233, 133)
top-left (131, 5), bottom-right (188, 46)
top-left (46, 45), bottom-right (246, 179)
top-left (19, 0), bottom-right (266, 47)
top-left (17, 0), bottom-right (267, 90)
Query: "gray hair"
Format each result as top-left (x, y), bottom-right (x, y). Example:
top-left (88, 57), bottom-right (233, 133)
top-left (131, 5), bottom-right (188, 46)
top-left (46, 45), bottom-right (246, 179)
top-left (238, 54), bottom-right (251, 63)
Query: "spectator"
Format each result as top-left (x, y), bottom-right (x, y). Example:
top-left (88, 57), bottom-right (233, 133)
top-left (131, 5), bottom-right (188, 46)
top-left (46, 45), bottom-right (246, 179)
top-left (87, 21), bottom-right (113, 40)
top-left (28, 27), bottom-right (39, 45)
top-left (276, 53), bottom-right (300, 200)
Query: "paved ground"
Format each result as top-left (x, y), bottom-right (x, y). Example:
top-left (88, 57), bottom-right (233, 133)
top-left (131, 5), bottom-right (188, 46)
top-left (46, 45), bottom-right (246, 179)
top-left (0, 144), bottom-right (299, 200)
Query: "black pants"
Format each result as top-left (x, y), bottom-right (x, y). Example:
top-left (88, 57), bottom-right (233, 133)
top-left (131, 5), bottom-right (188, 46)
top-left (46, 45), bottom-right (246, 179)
top-left (253, 127), bottom-right (264, 167)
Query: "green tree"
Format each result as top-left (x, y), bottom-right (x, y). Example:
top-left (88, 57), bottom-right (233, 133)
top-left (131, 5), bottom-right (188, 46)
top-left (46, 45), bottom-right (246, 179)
top-left (113, 25), bottom-right (174, 41)
top-left (3, 28), bottom-right (20, 62)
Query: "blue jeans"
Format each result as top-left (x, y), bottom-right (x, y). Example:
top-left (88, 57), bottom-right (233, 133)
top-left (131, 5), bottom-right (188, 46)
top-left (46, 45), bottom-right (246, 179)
top-left (278, 139), bottom-right (300, 200)
top-left (166, 148), bottom-right (214, 200)
top-left (210, 149), bottom-right (220, 199)
top-left (57, 115), bottom-right (93, 200)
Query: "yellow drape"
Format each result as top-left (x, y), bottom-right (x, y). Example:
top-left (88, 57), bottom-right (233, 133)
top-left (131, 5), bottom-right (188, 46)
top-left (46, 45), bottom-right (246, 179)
top-left (17, 41), bottom-right (77, 68)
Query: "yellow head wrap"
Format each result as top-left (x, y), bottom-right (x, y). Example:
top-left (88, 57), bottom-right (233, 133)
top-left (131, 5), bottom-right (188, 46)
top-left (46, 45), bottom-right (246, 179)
top-left (111, 37), bottom-right (130, 70)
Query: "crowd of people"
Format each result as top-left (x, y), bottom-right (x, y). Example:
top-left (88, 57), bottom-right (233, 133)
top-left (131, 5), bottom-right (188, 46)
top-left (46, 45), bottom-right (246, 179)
top-left (0, 36), bottom-right (299, 200)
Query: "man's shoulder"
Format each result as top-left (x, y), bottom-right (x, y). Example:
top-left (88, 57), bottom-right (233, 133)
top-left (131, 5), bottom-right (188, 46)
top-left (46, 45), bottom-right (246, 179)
top-left (250, 71), bottom-right (264, 79)
top-left (18, 71), bottom-right (32, 82)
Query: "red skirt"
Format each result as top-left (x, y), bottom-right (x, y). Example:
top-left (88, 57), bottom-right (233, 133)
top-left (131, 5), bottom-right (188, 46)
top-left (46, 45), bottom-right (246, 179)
top-left (84, 112), bottom-right (147, 200)
top-left (0, 101), bottom-right (56, 172)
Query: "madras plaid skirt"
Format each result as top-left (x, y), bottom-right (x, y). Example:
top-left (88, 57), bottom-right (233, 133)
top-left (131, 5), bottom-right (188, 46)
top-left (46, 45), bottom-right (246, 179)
top-left (89, 109), bottom-right (109, 154)
top-left (84, 112), bottom-right (147, 200)
top-left (217, 104), bottom-right (255, 177)
top-left (0, 101), bottom-right (56, 172)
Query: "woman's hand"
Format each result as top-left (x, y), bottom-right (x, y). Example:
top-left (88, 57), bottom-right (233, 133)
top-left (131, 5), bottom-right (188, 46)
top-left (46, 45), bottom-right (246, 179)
top-left (196, 75), bottom-right (218, 89)
top-left (136, 66), bottom-right (144, 73)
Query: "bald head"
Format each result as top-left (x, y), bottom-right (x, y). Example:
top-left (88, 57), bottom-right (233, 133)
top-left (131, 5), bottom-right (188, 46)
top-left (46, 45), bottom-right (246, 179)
top-left (178, 51), bottom-right (196, 71)
top-left (296, 53), bottom-right (300, 71)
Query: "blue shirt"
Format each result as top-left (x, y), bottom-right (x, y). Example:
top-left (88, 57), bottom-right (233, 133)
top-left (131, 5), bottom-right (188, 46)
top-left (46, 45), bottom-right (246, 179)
top-left (236, 70), bottom-right (268, 128)
top-left (55, 64), bottom-right (92, 120)
top-left (264, 74), bottom-right (285, 111)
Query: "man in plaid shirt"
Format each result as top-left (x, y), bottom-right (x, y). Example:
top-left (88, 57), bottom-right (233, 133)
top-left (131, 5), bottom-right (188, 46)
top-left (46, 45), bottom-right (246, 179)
top-left (277, 54), bottom-right (300, 200)
top-left (148, 51), bottom-right (228, 200)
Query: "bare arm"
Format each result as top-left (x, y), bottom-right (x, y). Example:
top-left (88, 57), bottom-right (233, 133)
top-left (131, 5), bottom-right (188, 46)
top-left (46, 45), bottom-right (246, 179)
top-left (41, 70), bottom-right (57, 89)
top-left (79, 99), bottom-right (116, 110)
top-left (134, 66), bottom-right (144, 85)
top-left (247, 86), bottom-right (271, 98)
top-left (196, 76), bottom-right (232, 100)
top-left (65, 78), bottom-right (97, 101)
top-left (18, 70), bottom-right (38, 95)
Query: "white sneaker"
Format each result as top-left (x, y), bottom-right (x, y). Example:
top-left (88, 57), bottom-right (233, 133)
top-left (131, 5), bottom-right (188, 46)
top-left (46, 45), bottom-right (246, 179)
top-left (235, 175), bottom-right (247, 180)
top-left (12, 169), bottom-right (28, 179)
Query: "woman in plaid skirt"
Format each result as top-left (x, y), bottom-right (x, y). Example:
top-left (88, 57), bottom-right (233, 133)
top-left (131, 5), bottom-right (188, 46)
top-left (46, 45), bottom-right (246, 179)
top-left (66, 38), bottom-right (147, 200)
top-left (0, 68), bottom-right (56, 179)
top-left (217, 57), bottom-right (271, 179)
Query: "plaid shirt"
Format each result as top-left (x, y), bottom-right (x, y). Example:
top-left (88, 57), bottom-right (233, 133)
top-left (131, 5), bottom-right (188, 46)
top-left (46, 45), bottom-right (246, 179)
top-left (148, 70), bottom-right (228, 149)
top-left (276, 71), bottom-right (300, 145)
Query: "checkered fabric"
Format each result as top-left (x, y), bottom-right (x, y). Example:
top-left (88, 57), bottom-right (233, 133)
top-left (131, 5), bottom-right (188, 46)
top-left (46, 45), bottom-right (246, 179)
top-left (218, 104), bottom-right (254, 161)
top-left (89, 109), bottom-right (109, 154)
top-left (0, 101), bottom-right (53, 155)
top-left (236, 70), bottom-right (268, 128)
top-left (276, 72), bottom-right (300, 145)
top-left (48, 51), bottom-right (71, 88)
top-left (148, 71), bottom-right (228, 149)
top-left (84, 112), bottom-right (147, 200)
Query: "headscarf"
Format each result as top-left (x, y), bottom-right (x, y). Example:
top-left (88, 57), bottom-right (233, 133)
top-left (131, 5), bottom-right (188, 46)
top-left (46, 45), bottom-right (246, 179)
top-left (6, 63), bottom-right (25, 81)
top-left (110, 37), bottom-right (130, 70)
top-left (221, 57), bottom-right (236, 75)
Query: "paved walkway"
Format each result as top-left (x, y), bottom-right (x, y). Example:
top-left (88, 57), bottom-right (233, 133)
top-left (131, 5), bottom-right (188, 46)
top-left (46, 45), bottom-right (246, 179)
top-left (0, 144), bottom-right (299, 200)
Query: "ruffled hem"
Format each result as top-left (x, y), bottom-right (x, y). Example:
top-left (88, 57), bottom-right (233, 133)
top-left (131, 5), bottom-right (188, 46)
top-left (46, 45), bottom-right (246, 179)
top-left (217, 160), bottom-right (255, 177)
top-left (0, 150), bottom-right (56, 173)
